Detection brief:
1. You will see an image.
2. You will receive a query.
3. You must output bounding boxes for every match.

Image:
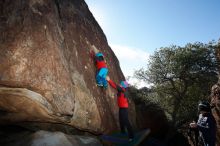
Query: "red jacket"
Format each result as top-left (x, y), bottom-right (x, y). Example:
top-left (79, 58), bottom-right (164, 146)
top-left (108, 80), bottom-right (128, 108)
top-left (96, 60), bottom-right (107, 70)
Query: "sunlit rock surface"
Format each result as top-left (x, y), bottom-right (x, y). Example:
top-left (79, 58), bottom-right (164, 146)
top-left (0, 0), bottom-right (132, 134)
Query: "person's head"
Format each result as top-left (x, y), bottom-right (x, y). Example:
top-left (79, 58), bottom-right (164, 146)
top-left (95, 52), bottom-right (104, 57)
top-left (198, 101), bottom-right (211, 113)
top-left (120, 81), bottom-right (129, 88)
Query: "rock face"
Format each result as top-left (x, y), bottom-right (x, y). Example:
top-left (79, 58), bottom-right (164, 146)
top-left (211, 45), bottom-right (220, 144)
top-left (210, 84), bottom-right (220, 145)
top-left (136, 103), bottom-right (169, 136)
top-left (0, 0), bottom-right (132, 133)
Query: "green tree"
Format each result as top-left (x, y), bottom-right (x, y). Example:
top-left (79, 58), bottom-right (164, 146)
top-left (135, 42), bottom-right (218, 127)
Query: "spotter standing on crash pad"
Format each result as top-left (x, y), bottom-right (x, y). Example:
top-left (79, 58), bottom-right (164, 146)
top-left (106, 76), bottom-right (134, 141)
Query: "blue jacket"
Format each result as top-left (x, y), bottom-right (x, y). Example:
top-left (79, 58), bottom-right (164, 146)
top-left (197, 112), bottom-right (216, 146)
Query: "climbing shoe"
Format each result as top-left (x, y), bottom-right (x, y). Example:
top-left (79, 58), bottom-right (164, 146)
top-left (97, 83), bottom-right (103, 87)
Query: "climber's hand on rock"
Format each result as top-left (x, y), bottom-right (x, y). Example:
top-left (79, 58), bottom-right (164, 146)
top-left (91, 45), bottom-right (99, 54)
top-left (106, 76), bottom-right (110, 81)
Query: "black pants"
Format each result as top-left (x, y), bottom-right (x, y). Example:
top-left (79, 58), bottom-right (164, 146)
top-left (119, 108), bottom-right (134, 138)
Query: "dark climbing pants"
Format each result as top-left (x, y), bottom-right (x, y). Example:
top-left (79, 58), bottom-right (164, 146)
top-left (119, 108), bottom-right (134, 139)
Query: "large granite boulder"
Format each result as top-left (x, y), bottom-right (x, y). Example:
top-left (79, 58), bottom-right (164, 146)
top-left (210, 83), bottom-right (220, 144)
top-left (0, 0), bottom-right (134, 134)
top-left (211, 43), bottom-right (220, 144)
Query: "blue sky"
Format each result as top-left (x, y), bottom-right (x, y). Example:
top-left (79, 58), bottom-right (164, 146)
top-left (85, 0), bottom-right (220, 87)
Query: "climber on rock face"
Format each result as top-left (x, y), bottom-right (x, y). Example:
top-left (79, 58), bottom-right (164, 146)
top-left (87, 42), bottom-right (108, 89)
top-left (106, 76), bottom-right (134, 141)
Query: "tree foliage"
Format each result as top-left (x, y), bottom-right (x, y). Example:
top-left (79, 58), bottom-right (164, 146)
top-left (135, 42), bottom-right (219, 127)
